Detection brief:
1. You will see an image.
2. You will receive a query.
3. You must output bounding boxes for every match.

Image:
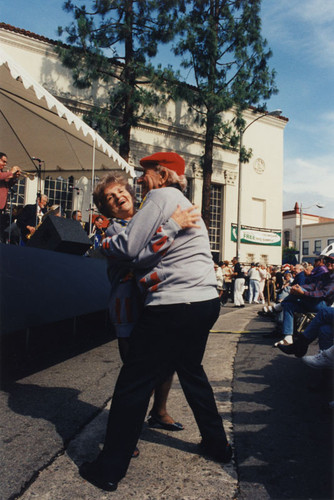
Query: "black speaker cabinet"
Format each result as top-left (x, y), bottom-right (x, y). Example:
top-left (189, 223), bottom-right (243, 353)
top-left (27, 215), bottom-right (92, 255)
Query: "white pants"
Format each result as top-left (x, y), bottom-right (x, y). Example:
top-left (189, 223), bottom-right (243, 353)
top-left (234, 278), bottom-right (245, 306)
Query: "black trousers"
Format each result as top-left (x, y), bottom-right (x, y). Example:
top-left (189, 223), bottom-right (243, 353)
top-left (98, 297), bottom-right (228, 482)
top-left (0, 210), bottom-right (8, 243)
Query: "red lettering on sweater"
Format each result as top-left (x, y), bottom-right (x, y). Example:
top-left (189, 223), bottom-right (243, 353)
top-left (139, 272), bottom-right (161, 292)
top-left (152, 235), bottom-right (168, 253)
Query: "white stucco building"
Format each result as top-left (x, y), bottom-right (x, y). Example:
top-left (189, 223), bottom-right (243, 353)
top-left (0, 23), bottom-right (288, 264)
top-left (283, 202), bottom-right (334, 263)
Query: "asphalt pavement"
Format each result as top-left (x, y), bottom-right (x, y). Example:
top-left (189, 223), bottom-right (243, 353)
top-left (0, 303), bottom-right (333, 499)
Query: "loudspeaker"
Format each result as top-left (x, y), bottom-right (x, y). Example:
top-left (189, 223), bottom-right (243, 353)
top-left (27, 215), bottom-right (92, 255)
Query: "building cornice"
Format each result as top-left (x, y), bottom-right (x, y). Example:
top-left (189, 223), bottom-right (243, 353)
top-left (0, 22), bottom-right (288, 128)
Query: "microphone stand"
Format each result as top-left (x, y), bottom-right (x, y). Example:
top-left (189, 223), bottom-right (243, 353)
top-left (7, 186), bottom-right (15, 244)
top-left (32, 158), bottom-right (43, 227)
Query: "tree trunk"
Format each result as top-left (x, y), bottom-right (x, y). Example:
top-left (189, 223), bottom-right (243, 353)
top-left (202, 112), bottom-right (215, 229)
top-left (118, 0), bottom-right (134, 162)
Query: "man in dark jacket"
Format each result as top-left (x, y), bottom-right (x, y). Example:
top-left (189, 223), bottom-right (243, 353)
top-left (16, 194), bottom-right (48, 243)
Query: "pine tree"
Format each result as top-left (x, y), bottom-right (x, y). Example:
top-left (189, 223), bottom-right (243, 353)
top-left (171, 0), bottom-right (277, 227)
top-left (57, 0), bottom-right (183, 161)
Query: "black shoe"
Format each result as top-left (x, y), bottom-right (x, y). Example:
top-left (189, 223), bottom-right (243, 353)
top-left (147, 411), bottom-right (184, 431)
top-left (258, 310), bottom-right (269, 317)
top-left (79, 461), bottom-right (118, 492)
top-left (258, 310), bottom-right (276, 318)
top-left (263, 332), bottom-right (282, 340)
top-left (199, 440), bottom-right (232, 463)
top-left (277, 334), bottom-right (309, 358)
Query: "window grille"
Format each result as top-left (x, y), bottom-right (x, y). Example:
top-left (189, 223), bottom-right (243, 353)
top-left (44, 175), bottom-right (74, 218)
top-left (302, 240), bottom-right (309, 256)
top-left (284, 230), bottom-right (291, 247)
top-left (314, 240), bottom-right (322, 255)
top-left (209, 184), bottom-right (222, 259)
top-left (6, 178), bottom-right (26, 210)
top-left (132, 170), bottom-right (142, 210)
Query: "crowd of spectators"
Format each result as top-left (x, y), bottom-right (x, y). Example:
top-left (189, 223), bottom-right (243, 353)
top-left (213, 260), bottom-right (321, 309)
top-left (213, 252), bottom-right (334, 409)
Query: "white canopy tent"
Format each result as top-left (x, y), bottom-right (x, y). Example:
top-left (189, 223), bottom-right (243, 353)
top-left (0, 45), bottom-right (135, 182)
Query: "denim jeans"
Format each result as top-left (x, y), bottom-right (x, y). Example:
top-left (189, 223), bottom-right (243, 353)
top-left (302, 307), bottom-right (334, 350)
top-left (99, 297), bottom-right (227, 482)
top-left (282, 295), bottom-right (328, 336)
top-left (249, 279), bottom-right (260, 303)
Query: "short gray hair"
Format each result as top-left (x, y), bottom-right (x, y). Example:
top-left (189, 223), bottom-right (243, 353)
top-left (155, 165), bottom-right (187, 192)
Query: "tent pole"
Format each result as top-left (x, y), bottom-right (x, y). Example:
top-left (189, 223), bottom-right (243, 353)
top-left (90, 136), bottom-right (96, 235)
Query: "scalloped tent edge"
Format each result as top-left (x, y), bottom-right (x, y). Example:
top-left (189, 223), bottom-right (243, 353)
top-left (0, 45), bottom-right (135, 178)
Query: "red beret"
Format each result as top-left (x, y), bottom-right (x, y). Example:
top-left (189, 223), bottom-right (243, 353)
top-left (139, 152), bottom-right (185, 176)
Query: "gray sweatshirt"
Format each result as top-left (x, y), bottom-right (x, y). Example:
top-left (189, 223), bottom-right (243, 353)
top-left (105, 215), bottom-right (181, 336)
top-left (102, 187), bottom-right (218, 306)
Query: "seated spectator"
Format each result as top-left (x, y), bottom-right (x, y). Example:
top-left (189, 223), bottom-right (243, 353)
top-left (89, 215), bottom-right (106, 249)
top-left (261, 264), bottom-right (308, 315)
top-left (278, 307), bottom-right (334, 357)
top-left (302, 344), bottom-right (334, 370)
top-left (279, 308), bottom-right (333, 408)
top-left (274, 244), bottom-right (334, 347)
top-left (309, 256), bottom-right (328, 283)
top-left (304, 264), bottom-right (314, 283)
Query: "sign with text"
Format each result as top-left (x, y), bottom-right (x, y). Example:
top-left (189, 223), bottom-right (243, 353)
top-left (231, 224), bottom-right (281, 246)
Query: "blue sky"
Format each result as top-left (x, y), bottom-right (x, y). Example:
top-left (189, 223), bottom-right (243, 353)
top-left (1, 0), bottom-right (334, 218)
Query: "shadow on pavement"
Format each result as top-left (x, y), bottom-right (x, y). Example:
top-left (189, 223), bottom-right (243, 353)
top-left (6, 382), bottom-right (103, 456)
top-left (233, 326), bottom-right (333, 499)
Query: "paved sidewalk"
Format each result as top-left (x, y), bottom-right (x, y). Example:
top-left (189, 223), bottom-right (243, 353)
top-left (9, 305), bottom-right (263, 500)
top-left (1, 304), bottom-right (275, 500)
top-left (3, 302), bottom-right (332, 500)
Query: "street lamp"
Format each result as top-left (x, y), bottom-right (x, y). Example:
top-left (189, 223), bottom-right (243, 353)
top-left (236, 109), bottom-right (282, 260)
top-left (298, 202), bottom-right (324, 263)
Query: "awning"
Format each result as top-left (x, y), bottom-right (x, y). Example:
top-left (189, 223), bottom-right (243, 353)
top-left (0, 45), bottom-right (135, 178)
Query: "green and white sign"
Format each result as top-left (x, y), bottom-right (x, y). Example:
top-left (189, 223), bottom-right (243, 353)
top-left (231, 224), bottom-right (281, 246)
